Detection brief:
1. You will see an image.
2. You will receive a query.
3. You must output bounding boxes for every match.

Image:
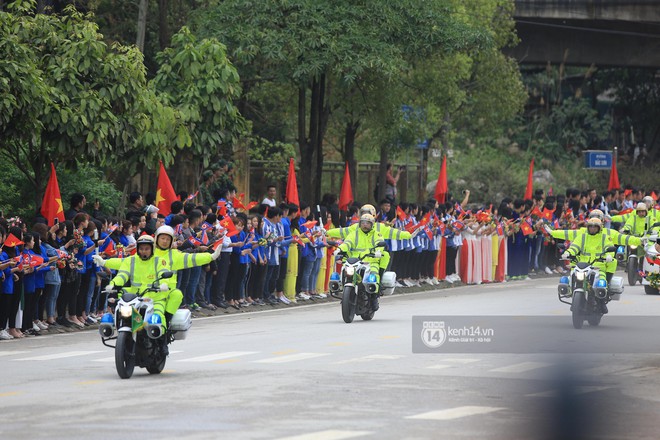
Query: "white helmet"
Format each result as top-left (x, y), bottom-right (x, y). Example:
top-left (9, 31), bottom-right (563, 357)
top-left (642, 196), bottom-right (654, 207)
top-left (360, 204), bottom-right (377, 217)
top-left (588, 209), bottom-right (604, 221)
top-left (636, 203), bottom-right (648, 212)
top-left (136, 235), bottom-right (155, 260)
top-left (155, 225), bottom-right (175, 249)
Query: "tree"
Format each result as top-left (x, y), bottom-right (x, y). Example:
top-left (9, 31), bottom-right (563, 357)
top-left (151, 26), bottom-right (247, 181)
top-left (192, 0), bottom-right (487, 203)
top-left (0, 0), bottom-right (186, 205)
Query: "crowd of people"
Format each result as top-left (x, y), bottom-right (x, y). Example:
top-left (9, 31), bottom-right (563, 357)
top-left (0, 156), bottom-right (657, 342)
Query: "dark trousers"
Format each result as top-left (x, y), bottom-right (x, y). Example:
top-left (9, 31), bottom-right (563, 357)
top-left (22, 291), bottom-right (37, 330)
top-left (446, 246), bottom-right (458, 275)
top-left (0, 293), bottom-right (19, 329)
top-left (211, 252), bottom-right (231, 304)
top-left (248, 263), bottom-right (267, 300)
top-left (263, 264), bottom-right (279, 300)
top-left (75, 271), bottom-right (91, 317)
top-left (36, 287), bottom-right (45, 322)
top-left (58, 275), bottom-right (80, 319)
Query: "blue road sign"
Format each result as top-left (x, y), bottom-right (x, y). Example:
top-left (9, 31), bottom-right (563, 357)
top-left (583, 150), bottom-right (612, 169)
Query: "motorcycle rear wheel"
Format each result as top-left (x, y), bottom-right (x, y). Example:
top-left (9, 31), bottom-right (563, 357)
top-left (587, 314), bottom-right (602, 327)
top-left (115, 332), bottom-right (136, 379)
top-left (147, 356), bottom-right (167, 374)
top-left (571, 292), bottom-right (584, 329)
top-left (341, 287), bottom-right (355, 323)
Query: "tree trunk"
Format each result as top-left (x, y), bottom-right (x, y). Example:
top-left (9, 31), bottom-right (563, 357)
top-left (298, 85), bottom-right (313, 205)
top-left (158, 0), bottom-right (171, 50)
top-left (136, 0), bottom-right (149, 52)
top-left (377, 144), bottom-right (388, 204)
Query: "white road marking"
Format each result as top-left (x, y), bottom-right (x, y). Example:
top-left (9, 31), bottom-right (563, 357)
top-left (580, 364), bottom-right (635, 376)
top-left (441, 358), bottom-right (481, 364)
top-left (613, 366), bottom-right (660, 377)
top-left (333, 354), bottom-right (404, 364)
top-left (406, 406), bottom-right (505, 420)
top-left (255, 352), bottom-right (331, 364)
top-left (277, 430), bottom-right (372, 440)
top-left (13, 351), bottom-right (102, 361)
top-left (490, 362), bottom-right (552, 373)
top-left (0, 351), bottom-right (30, 357)
top-left (526, 386), bottom-right (613, 398)
top-left (178, 351), bottom-right (258, 362)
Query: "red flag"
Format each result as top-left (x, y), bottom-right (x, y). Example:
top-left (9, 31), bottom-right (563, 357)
top-left (338, 162), bottom-right (353, 211)
top-left (188, 236), bottom-right (202, 246)
top-left (246, 201), bottom-right (259, 211)
top-left (524, 158), bottom-right (534, 200)
top-left (548, 186), bottom-right (553, 196)
top-left (496, 222), bottom-right (504, 236)
top-left (651, 191), bottom-right (658, 201)
top-left (292, 235), bottom-right (304, 246)
top-left (619, 208), bottom-right (634, 215)
top-left (41, 163), bottom-right (65, 227)
top-left (285, 158), bottom-right (300, 208)
top-left (434, 156), bottom-right (448, 204)
top-left (103, 240), bottom-right (116, 257)
top-left (217, 200), bottom-right (227, 217)
top-left (107, 223), bottom-right (119, 234)
top-left (219, 217), bottom-right (238, 237)
top-left (424, 227), bottom-right (433, 240)
top-left (200, 230), bottom-right (209, 245)
top-left (4, 233), bottom-right (23, 247)
top-left (185, 191), bottom-right (198, 203)
top-left (156, 161), bottom-right (177, 216)
top-left (419, 212), bottom-right (431, 226)
top-left (608, 157), bottom-right (620, 191)
top-left (541, 208), bottom-right (554, 221)
top-left (530, 206), bottom-right (543, 218)
top-left (301, 220), bottom-right (318, 230)
top-left (396, 206), bottom-right (407, 221)
top-left (233, 194), bottom-right (246, 211)
top-left (520, 218), bottom-right (534, 236)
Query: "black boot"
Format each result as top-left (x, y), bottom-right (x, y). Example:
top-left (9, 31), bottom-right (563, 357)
top-left (600, 302), bottom-right (608, 315)
top-left (371, 294), bottom-right (379, 311)
top-left (164, 312), bottom-right (173, 329)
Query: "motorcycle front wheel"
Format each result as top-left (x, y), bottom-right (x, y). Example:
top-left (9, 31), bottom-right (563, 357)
top-left (342, 287), bottom-right (355, 323)
top-left (644, 285), bottom-right (659, 295)
top-left (571, 292), bottom-right (584, 329)
top-left (115, 332), bottom-right (136, 379)
top-left (360, 310), bottom-right (375, 321)
top-left (147, 356), bottom-right (166, 374)
top-left (627, 258), bottom-right (638, 286)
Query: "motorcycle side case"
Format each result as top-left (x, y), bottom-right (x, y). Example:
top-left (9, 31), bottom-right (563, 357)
top-left (171, 309), bottom-right (192, 339)
top-left (381, 271), bottom-right (396, 296)
top-left (608, 276), bottom-right (624, 300)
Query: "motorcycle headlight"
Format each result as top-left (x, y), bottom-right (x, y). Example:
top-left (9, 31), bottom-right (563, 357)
top-left (345, 266), bottom-right (355, 276)
top-left (119, 305), bottom-right (133, 318)
top-left (575, 271), bottom-right (585, 281)
top-left (631, 245), bottom-right (638, 250)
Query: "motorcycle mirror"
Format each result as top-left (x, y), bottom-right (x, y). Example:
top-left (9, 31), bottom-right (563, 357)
top-left (376, 241), bottom-right (386, 248)
top-left (652, 222), bottom-right (660, 228)
top-left (605, 246), bottom-right (617, 253)
top-left (160, 271), bottom-right (174, 279)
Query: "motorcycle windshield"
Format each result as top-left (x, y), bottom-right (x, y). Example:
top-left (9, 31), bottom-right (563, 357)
top-left (576, 262), bottom-right (590, 270)
top-left (121, 293), bottom-right (138, 302)
top-left (347, 257), bottom-right (360, 265)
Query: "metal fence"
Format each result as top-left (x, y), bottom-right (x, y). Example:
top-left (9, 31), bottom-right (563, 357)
top-left (248, 160), bottom-right (422, 205)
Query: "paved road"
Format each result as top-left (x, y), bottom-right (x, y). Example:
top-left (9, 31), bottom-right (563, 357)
top-left (2, 274), bottom-right (660, 439)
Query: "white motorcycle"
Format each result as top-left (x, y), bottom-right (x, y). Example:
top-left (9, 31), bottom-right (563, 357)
top-left (99, 272), bottom-right (191, 379)
top-left (641, 235), bottom-right (660, 295)
top-left (329, 242), bottom-right (396, 323)
top-left (557, 247), bottom-right (623, 329)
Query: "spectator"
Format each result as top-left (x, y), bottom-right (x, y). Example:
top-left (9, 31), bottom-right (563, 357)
top-left (126, 192), bottom-right (144, 220)
top-left (262, 185), bottom-right (278, 207)
top-left (64, 193), bottom-right (86, 220)
top-left (385, 163), bottom-right (404, 203)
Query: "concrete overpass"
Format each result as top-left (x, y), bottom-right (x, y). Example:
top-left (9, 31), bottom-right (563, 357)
top-left (508, 0), bottom-right (660, 67)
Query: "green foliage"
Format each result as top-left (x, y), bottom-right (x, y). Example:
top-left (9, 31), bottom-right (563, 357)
top-left (58, 165), bottom-right (124, 217)
top-left (152, 27), bottom-right (247, 167)
top-left (247, 136), bottom-right (297, 182)
top-left (0, 1), bottom-right (186, 198)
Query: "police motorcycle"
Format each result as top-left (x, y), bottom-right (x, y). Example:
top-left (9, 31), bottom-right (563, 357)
top-left (641, 233), bottom-right (660, 295)
top-left (557, 247), bottom-right (623, 329)
top-left (99, 271), bottom-right (192, 379)
top-left (329, 242), bottom-right (396, 323)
